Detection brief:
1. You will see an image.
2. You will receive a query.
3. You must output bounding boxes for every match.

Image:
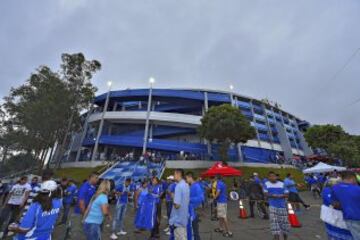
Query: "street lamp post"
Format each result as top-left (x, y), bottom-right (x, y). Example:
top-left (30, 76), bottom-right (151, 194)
top-left (142, 77), bottom-right (155, 155)
top-left (91, 81), bottom-right (112, 162)
top-left (229, 84), bottom-right (235, 106)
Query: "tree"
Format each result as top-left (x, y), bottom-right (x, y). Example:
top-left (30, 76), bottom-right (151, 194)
top-left (2, 66), bottom-right (73, 169)
top-left (304, 124), bottom-right (360, 167)
top-left (54, 53), bottom-right (101, 167)
top-left (198, 104), bottom-right (256, 163)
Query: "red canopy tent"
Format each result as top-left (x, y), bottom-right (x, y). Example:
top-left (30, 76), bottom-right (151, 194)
top-left (201, 162), bottom-right (242, 177)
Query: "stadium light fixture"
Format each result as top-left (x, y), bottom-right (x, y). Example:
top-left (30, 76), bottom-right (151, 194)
top-left (149, 77), bottom-right (155, 85)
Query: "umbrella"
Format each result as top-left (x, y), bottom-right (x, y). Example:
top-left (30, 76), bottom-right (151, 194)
top-left (201, 162), bottom-right (242, 177)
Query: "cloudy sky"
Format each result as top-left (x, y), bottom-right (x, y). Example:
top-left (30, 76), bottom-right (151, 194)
top-left (0, 0), bottom-right (359, 134)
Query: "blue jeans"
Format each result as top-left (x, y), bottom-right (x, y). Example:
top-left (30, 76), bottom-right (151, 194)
top-left (345, 220), bottom-right (360, 240)
top-left (166, 201), bottom-right (173, 219)
top-left (83, 222), bottom-right (101, 240)
top-left (61, 203), bottom-right (71, 223)
top-left (112, 203), bottom-right (127, 232)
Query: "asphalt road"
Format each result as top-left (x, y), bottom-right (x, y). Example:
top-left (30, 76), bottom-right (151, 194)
top-left (51, 191), bottom-right (326, 240)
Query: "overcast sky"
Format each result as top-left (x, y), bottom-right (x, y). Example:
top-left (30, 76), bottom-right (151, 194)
top-left (0, 0), bottom-right (359, 134)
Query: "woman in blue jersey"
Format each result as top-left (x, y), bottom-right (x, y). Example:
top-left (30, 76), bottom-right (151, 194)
top-left (9, 180), bottom-right (61, 240)
top-left (83, 180), bottom-right (112, 240)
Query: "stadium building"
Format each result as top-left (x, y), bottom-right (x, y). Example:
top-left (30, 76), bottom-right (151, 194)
top-left (61, 88), bottom-right (313, 167)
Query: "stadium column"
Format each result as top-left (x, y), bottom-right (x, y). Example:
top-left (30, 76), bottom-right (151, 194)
top-left (262, 103), bottom-right (275, 151)
top-left (249, 99), bottom-right (261, 148)
top-left (75, 104), bottom-right (94, 162)
top-left (203, 91), bottom-right (211, 157)
top-left (142, 78), bottom-right (154, 155)
top-left (287, 114), bottom-right (300, 155)
top-left (275, 109), bottom-right (293, 162)
top-left (91, 82), bottom-right (112, 162)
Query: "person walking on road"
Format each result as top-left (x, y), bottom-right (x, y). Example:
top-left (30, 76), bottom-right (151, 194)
top-left (169, 169), bottom-right (190, 240)
top-left (264, 171), bottom-right (290, 240)
top-left (110, 178), bottom-right (132, 239)
top-left (284, 174), bottom-right (310, 211)
top-left (186, 171), bottom-right (204, 240)
top-left (214, 175), bottom-right (232, 238)
top-left (83, 180), bottom-right (112, 240)
top-left (0, 176), bottom-right (31, 238)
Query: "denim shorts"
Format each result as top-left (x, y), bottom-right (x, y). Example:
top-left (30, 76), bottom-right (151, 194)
top-left (83, 222), bottom-right (102, 240)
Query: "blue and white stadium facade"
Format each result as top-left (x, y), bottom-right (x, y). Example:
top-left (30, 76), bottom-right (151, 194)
top-left (63, 88), bottom-right (313, 166)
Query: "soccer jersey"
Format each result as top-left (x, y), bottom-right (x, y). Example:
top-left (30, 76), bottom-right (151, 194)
top-left (8, 183), bottom-right (31, 205)
top-left (75, 181), bottom-right (96, 214)
top-left (216, 180), bottom-right (227, 203)
top-left (166, 183), bottom-right (176, 202)
top-left (116, 184), bottom-right (131, 204)
top-left (264, 181), bottom-right (288, 208)
top-left (332, 182), bottom-right (360, 220)
top-left (284, 178), bottom-right (298, 193)
top-left (16, 198), bottom-right (62, 240)
top-left (63, 184), bottom-right (77, 205)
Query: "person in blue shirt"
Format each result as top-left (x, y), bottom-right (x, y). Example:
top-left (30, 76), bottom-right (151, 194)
top-left (214, 175), bottom-right (232, 238)
top-left (149, 177), bottom-right (162, 239)
top-left (83, 180), bottom-right (112, 240)
top-left (284, 174), bottom-right (310, 211)
top-left (60, 178), bottom-right (77, 224)
top-left (110, 178), bottom-right (132, 239)
top-left (331, 171), bottom-right (360, 240)
top-left (10, 180), bottom-right (61, 240)
top-left (75, 173), bottom-right (98, 215)
top-left (169, 169), bottom-right (190, 240)
top-left (186, 171), bottom-right (204, 240)
top-left (72, 173), bottom-right (98, 238)
top-left (264, 171), bottom-right (290, 240)
top-left (164, 176), bottom-right (176, 235)
top-left (321, 178), bottom-right (353, 240)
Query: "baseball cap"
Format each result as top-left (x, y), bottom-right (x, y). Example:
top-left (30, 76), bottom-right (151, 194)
top-left (40, 180), bottom-right (58, 193)
top-left (167, 175), bottom-right (174, 180)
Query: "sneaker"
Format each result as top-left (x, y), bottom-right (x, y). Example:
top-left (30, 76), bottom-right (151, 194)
top-left (110, 233), bottom-right (118, 239)
top-left (163, 227), bottom-right (169, 232)
top-left (166, 231), bottom-right (171, 235)
top-left (117, 231), bottom-right (127, 235)
top-left (305, 205), bottom-right (311, 210)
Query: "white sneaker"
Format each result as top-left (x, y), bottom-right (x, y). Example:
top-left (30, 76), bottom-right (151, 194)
top-left (163, 227), bottom-right (169, 232)
top-left (166, 231), bottom-right (171, 235)
top-left (110, 233), bottom-right (118, 239)
top-left (117, 231), bottom-right (127, 235)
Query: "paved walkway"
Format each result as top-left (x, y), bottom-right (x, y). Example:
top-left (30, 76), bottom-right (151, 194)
top-left (51, 191), bottom-right (326, 240)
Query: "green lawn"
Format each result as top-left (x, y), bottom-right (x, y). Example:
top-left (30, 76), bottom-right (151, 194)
top-left (163, 166), bottom-right (305, 188)
top-left (54, 166), bottom-right (104, 184)
top-left (54, 165), bottom-right (305, 189)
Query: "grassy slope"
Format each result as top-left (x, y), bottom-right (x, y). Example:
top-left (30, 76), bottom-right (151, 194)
top-left (54, 166), bottom-right (103, 184)
top-left (55, 165), bottom-right (305, 188)
top-left (164, 166), bottom-right (305, 185)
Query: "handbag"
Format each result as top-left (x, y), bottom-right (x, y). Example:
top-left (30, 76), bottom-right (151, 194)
top-left (320, 204), bottom-right (348, 229)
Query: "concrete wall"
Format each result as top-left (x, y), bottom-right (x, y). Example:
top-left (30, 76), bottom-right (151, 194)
top-left (165, 160), bottom-right (296, 169)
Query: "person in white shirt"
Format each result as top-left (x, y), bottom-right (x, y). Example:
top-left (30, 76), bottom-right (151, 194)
top-left (0, 176), bottom-right (31, 238)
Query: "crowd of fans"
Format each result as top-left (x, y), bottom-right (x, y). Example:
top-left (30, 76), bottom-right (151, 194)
top-left (0, 167), bottom-right (359, 240)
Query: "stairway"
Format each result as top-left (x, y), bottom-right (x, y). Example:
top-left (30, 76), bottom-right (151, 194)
top-left (100, 160), bottom-right (165, 187)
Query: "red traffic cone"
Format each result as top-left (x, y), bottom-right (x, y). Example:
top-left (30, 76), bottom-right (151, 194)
top-left (238, 200), bottom-right (248, 219)
top-left (287, 203), bottom-right (301, 228)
